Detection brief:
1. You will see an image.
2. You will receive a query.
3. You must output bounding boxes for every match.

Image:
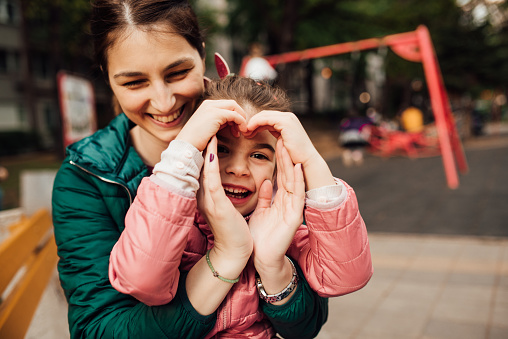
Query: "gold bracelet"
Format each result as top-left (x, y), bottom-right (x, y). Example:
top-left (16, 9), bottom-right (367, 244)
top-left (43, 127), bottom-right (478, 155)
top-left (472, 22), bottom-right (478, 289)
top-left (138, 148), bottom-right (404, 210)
top-left (205, 249), bottom-right (240, 284)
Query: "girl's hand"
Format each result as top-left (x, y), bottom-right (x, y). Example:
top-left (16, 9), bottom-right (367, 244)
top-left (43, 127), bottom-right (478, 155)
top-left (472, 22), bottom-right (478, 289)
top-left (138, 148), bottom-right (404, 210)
top-left (248, 139), bottom-right (305, 275)
top-left (245, 111), bottom-right (317, 166)
top-left (197, 136), bottom-right (253, 263)
top-left (245, 111), bottom-right (335, 190)
top-left (177, 100), bottom-right (248, 152)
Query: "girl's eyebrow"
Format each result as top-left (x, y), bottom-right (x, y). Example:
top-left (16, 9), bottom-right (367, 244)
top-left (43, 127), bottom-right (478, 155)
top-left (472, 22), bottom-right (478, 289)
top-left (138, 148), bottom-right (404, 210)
top-left (217, 134), bottom-right (275, 153)
top-left (255, 143), bottom-right (275, 153)
top-left (113, 58), bottom-right (195, 79)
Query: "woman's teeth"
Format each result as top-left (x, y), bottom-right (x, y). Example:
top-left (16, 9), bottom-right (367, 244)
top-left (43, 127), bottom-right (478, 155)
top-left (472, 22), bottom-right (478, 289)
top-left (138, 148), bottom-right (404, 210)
top-left (152, 107), bottom-right (183, 123)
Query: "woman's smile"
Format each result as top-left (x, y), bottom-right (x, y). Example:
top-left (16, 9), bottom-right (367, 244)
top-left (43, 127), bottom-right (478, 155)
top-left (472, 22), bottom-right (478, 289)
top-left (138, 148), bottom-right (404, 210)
top-left (148, 105), bottom-right (186, 126)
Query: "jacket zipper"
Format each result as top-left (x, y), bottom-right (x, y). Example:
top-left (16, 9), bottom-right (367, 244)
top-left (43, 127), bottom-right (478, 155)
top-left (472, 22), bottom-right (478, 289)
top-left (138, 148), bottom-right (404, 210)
top-left (70, 160), bottom-right (133, 205)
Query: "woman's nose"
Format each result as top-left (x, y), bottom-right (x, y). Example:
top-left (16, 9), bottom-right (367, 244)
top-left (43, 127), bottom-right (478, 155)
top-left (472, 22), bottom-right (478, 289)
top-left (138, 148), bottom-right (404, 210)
top-left (151, 83), bottom-right (175, 113)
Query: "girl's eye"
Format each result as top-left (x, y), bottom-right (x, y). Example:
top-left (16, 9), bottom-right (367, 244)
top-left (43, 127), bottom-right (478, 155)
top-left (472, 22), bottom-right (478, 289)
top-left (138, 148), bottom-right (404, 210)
top-left (252, 153), bottom-right (269, 160)
top-left (217, 145), bottom-right (229, 154)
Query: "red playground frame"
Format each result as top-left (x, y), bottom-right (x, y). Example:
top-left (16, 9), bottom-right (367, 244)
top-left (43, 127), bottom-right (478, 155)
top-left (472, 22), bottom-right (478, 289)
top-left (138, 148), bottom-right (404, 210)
top-left (241, 25), bottom-right (468, 189)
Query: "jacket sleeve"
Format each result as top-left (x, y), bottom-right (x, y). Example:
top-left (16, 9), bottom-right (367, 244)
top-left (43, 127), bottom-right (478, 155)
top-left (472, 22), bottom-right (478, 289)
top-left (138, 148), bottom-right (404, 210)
top-left (52, 163), bottom-right (215, 339)
top-left (288, 180), bottom-right (373, 297)
top-left (262, 260), bottom-right (328, 339)
top-left (109, 177), bottom-right (196, 306)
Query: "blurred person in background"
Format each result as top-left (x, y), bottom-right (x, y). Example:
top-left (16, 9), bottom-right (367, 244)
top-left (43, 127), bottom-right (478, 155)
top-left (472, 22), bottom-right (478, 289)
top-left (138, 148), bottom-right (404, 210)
top-left (244, 42), bottom-right (278, 84)
top-left (339, 115), bottom-right (373, 167)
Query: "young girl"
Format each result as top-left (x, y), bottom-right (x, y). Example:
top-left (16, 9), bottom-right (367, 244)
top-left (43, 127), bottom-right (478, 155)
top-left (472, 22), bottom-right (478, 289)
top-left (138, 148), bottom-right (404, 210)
top-left (109, 75), bottom-right (373, 338)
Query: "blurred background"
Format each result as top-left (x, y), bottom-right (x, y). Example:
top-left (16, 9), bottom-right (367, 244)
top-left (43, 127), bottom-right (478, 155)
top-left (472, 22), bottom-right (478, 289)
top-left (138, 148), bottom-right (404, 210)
top-left (1, 1), bottom-right (508, 338)
top-left (0, 0), bottom-right (507, 209)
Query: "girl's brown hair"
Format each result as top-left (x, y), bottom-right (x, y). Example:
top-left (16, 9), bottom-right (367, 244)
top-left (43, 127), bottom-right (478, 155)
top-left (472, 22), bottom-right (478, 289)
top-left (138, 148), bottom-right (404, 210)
top-left (204, 76), bottom-right (291, 113)
top-left (91, 0), bottom-right (205, 80)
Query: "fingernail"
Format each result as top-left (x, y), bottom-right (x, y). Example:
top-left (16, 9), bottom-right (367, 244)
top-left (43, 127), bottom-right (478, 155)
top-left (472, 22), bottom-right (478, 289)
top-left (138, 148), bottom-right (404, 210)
top-left (209, 153), bottom-right (215, 162)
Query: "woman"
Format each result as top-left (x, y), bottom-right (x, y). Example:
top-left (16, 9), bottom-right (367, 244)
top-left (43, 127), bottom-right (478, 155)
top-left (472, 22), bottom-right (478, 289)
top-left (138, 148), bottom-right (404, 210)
top-left (52, 1), bottom-right (329, 338)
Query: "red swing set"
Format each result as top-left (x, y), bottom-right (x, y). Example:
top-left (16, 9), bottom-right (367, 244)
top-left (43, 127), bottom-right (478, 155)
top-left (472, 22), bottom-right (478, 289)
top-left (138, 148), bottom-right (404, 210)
top-left (240, 25), bottom-right (468, 189)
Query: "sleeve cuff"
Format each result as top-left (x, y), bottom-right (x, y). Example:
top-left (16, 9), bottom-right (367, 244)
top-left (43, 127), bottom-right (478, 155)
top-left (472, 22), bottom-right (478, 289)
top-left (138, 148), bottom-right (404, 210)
top-left (176, 271), bottom-right (217, 324)
top-left (305, 178), bottom-right (347, 209)
top-left (153, 140), bottom-right (204, 194)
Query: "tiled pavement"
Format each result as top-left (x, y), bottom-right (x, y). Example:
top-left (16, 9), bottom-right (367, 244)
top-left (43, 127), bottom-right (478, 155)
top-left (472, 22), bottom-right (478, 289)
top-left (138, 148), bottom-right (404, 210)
top-left (316, 233), bottom-right (508, 339)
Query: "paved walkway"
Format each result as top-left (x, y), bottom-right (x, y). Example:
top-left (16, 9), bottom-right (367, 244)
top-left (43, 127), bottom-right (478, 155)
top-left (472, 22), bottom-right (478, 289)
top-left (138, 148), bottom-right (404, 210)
top-left (316, 233), bottom-right (508, 339)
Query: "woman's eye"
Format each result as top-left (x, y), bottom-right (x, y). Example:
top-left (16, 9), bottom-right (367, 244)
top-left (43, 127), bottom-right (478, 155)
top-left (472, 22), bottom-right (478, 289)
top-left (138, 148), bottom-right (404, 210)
top-left (123, 80), bottom-right (145, 88)
top-left (168, 69), bottom-right (192, 80)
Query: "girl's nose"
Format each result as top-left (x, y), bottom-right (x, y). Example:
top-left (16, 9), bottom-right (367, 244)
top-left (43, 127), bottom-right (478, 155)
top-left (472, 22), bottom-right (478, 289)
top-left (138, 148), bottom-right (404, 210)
top-left (224, 157), bottom-right (250, 177)
top-left (151, 83), bottom-right (175, 114)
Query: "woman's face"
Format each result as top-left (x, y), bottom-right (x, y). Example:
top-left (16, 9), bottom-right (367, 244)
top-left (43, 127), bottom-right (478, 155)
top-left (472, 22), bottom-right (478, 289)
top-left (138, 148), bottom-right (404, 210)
top-left (107, 28), bottom-right (205, 145)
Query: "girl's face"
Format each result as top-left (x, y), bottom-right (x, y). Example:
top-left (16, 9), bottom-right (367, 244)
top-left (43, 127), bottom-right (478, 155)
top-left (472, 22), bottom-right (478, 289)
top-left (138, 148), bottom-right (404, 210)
top-left (107, 28), bottom-right (205, 145)
top-left (217, 124), bottom-right (277, 216)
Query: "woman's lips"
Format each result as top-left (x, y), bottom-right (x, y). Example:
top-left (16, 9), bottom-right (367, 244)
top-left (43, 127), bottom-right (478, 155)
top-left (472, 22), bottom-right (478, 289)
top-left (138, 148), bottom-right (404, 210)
top-left (149, 105), bottom-right (185, 126)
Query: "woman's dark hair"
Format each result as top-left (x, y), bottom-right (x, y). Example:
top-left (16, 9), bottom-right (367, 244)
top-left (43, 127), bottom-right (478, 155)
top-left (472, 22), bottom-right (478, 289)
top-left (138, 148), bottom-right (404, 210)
top-left (204, 76), bottom-right (291, 113)
top-left (91, 0), bottom-right (205, 79)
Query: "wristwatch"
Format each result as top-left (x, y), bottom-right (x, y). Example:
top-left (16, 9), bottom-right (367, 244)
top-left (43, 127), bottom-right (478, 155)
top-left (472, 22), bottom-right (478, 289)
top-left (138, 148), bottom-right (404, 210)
top-left (256, 256), bottom-right (299, 304)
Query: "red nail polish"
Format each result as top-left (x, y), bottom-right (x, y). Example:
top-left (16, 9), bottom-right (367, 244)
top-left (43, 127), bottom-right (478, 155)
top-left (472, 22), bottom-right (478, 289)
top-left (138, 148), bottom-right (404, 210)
top-left (209, 153), bottom-right (215, 162)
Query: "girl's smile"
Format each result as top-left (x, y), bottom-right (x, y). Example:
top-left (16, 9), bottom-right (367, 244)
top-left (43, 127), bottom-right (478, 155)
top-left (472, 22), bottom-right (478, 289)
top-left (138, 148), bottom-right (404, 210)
top-left (217, 125), bottom-right (277, 216)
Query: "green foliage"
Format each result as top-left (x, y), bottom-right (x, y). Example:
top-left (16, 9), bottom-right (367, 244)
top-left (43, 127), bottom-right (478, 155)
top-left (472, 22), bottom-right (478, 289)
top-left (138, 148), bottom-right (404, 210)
top-left (24, 0), bottom-right (92, 58)
top-left (225, 0), bottom-right (508, 98)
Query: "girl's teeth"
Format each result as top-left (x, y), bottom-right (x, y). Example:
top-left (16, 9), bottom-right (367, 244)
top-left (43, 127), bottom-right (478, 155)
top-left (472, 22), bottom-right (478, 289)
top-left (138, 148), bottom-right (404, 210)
top-left (225, 187), bottom-right (247, 194)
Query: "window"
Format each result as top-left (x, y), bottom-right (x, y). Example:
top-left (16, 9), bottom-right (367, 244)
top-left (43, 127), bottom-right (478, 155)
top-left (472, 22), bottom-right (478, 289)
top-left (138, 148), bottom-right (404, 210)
top-left (0, 0), bottom-right (18, 25)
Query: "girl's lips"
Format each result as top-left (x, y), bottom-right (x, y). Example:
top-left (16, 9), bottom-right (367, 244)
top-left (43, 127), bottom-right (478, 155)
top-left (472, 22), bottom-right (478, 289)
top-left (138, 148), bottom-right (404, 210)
top-left (148, 105), bottom-right (186, 127)
top-left (223, 184), bottom-right (253, 205)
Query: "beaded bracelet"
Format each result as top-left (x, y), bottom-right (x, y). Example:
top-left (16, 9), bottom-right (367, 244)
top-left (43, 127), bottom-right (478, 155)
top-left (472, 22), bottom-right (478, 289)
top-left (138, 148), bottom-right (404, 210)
top-left (205, 249), bottom-right (240, 284)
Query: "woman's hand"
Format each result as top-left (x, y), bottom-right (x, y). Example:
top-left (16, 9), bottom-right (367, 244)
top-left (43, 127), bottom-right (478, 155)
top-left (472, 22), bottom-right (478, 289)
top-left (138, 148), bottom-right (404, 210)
top-left (197, 136), bottom-right (253, 264)
top-left (249, 139), bottom-right (305, 276)
top-left (245, 111), bottom-right (335, 190)
top-left (177, 100), bottom-right (248, 152)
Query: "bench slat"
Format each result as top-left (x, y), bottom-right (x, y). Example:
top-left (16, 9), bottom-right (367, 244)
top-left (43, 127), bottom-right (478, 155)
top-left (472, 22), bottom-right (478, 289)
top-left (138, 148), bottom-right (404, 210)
top-left (0, 234), bottom-right (58, 339)
top-left (0, 209), bottom-right (53, 295)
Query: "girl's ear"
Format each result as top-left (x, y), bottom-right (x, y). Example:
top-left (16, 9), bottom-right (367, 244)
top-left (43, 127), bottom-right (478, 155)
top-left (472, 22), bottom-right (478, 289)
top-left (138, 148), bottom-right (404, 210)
top-left (214, 52), bottom-right (231, 79)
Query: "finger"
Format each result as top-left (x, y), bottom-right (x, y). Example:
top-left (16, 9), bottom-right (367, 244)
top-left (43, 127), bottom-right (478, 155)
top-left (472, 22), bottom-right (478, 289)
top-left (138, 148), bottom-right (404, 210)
top-left (246, 110), bottom-right (295, 136)
top-left (275, 139), bottom-right (286, 197)
top-left (255, 179), bottom-right (273, 210)
top-left (200, 136), bottom-right (213, 202)
top-left (204, 136), bottom-right (222, 195)
top-left (228, 122), bottom-right (241, 138)
top-left (243, 126), bottom-right (281, 139)
top-left (293, 163), bottom-right (305, 211)
top-left (280, 143), bottom-right (295, 195)
top-left (203, 136), bottom-right (237, 213)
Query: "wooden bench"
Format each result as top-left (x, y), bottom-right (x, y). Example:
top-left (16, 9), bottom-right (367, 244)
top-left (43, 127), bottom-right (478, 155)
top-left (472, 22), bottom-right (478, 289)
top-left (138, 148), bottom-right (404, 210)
top-left (0, 209), bottom-right (59, 339)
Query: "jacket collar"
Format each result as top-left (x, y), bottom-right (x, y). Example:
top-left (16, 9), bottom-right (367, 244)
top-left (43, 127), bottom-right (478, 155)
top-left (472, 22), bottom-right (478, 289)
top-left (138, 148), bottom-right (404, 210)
top-left (66, 113), bottom-right (148, 197)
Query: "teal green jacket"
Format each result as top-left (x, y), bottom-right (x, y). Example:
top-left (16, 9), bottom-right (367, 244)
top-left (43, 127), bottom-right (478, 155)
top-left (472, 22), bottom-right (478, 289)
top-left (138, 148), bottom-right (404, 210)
top-left (52, 113), bottom-right (328, 338)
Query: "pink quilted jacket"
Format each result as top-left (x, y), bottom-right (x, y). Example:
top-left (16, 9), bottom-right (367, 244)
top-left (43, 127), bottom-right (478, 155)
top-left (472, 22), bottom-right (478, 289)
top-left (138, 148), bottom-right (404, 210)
top-left (109, 177), bottom-right (372, 338)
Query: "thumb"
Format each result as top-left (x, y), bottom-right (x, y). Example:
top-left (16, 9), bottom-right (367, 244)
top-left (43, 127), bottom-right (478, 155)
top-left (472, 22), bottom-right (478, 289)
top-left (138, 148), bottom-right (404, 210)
top-left (256, 179), bottom-right (273, 209)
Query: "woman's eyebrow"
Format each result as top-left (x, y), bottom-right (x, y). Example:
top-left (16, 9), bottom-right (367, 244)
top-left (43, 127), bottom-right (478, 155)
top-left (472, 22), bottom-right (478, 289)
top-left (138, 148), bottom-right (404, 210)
top-left (113, 58), bottom-right (195, 79)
